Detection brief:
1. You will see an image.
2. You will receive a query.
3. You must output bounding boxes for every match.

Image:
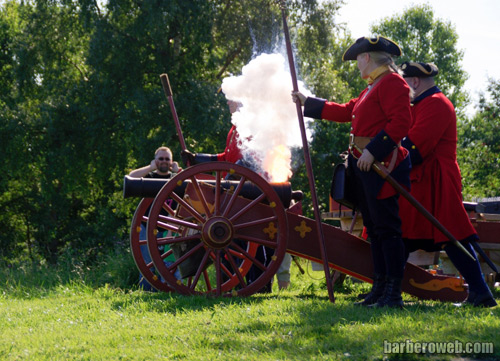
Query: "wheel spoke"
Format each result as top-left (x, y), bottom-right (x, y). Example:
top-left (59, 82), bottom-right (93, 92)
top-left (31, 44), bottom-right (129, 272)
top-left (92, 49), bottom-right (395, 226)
top-left (166, 263), bottom-right (179, 276)
top-left (214, 171), bottom-right (222, 216)
top-left (203, 270), bottom-right (212, 292)
top-left (154, 249), bottom-right (179, 274)
top-left (160, 248), bottom-right (174, 261)
top-left (188, 248), bottom-right (212, 291)
top-left (170, 192), bottom-right (206, 223)
top-left (229, 193), bottom-right (266, 223)
top-left (215, 251), bottom-right (222, 296)
top-left (210, 250), bottom-right (237, 280)
top-left (155, 222), bottom-right (181, 234)
top-left (229, 242), bottom-right (266, 271)
top-left (224, 248), bottom-right (247, 287)
top-left (156, 233), bottom-right (201, 246)
top-left (167, 242), bottom-right (205, 271)
top-left (225, 247), bottom-right (245, 261)
top-left (189, 176), bottom-right (212, 217)
top-left (234, 234), bottom-right (278, 249)
top-left (232, 215), bottom-right (278, 230)
top-left (157, 214), bottom-right (201, 232)
top-left (221, 176), bottom-right (247, 218)
top-left (161, 200), bottom-right (176, 217)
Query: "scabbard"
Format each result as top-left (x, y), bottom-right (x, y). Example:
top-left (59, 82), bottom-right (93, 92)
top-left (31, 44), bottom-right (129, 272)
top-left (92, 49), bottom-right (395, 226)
top-left (470, 240), bottom-right (498, 273)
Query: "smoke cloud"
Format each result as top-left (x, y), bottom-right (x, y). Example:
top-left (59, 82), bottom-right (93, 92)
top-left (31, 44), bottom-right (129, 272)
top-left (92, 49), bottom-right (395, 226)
top-left (221, 53), bottom-right (314, 182)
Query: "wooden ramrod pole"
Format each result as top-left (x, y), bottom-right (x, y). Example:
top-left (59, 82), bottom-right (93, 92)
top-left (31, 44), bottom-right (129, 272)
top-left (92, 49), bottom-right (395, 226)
top-left (160, 73), bottom-right (188, 153)
top-left (279, 0), bottom-right (336, 302)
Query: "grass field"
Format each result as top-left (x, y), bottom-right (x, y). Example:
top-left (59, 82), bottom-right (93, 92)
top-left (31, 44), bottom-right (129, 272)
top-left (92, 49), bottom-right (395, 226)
top-left (1, 255), bottom-right (499, 361)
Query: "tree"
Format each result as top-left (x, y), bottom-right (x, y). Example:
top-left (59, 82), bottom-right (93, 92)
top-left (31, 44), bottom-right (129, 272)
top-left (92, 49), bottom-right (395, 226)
top-left (458, 78), bottom-right (500, 198)
top-left (0, 0), bottom-right (348, 262)
top-left (371, 4), bottom-right (469, 114)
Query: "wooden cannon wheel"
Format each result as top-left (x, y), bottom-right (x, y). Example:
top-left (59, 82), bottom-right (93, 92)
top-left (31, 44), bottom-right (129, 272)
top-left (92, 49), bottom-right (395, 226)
top-left (130, 198), bottom-right (175, 292)
top-left (146, 162), bottom-right (288, 296)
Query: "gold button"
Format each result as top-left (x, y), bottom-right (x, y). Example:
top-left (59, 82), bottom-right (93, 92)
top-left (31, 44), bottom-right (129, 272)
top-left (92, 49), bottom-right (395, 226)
top-left (381, 162), bottom-right (385, 165)
top-left (412, 145), bottom-right (416, 149)
top-left (383, 136), bottom-right (388, 140)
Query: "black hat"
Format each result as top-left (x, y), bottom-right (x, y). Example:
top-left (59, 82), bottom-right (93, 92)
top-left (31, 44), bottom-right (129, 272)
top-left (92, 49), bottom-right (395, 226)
top-left (399, 62), bottom-right (439, 78)
top-left (342, 36), bottom-right (402, 61)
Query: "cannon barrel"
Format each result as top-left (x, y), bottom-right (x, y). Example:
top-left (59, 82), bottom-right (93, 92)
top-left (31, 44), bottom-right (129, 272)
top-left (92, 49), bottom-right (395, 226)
top-left (123, 175), bottom-right (302, 208)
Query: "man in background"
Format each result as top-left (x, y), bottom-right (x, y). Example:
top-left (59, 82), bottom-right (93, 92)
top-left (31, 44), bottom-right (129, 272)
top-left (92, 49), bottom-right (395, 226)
top-left (129, 146), bottom-right (180, 290)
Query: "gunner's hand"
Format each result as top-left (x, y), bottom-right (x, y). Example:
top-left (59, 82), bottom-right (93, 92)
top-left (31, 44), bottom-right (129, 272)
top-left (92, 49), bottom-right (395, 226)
top-left (357, 149), bottom-right (375, 172)
top-left (291, 91), bottom-right (307, 106)
top-left (181, 149), bottom-right (196, 167)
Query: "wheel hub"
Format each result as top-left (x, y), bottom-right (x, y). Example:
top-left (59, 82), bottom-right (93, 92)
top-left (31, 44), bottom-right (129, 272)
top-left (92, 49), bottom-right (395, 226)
top-left (202, 217), bottom-right (234, 249)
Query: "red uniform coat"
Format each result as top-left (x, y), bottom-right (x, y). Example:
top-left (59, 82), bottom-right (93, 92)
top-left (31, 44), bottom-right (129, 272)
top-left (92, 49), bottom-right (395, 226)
top-left (216, 125), bottom-right (243, 164)
top-left (399, 89), bottom-right (477, 243)
top-left (307, 72), bottom-right (411, 198)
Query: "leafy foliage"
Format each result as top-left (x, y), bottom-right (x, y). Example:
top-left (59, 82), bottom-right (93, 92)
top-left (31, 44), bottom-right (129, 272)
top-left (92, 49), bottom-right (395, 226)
top-left (371, 4), bottom-right (469, 113)
top-left (0, 0), bottom-right (347, 262)
top-left (458, 78), bottom-right (500, 199)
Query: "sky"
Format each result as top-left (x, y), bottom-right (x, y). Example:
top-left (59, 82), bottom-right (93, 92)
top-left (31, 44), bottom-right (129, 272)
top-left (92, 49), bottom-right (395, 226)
top-left (334, 0), bottom-right (500, 114)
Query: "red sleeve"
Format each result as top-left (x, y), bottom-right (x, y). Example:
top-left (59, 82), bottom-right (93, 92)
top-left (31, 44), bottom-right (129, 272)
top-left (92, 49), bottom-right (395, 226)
top-left (321, 97), bottom-right (358, 123)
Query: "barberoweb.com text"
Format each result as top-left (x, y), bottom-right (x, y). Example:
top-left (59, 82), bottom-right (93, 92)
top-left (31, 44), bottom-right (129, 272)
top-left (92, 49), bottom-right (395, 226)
top-left (384, 340), bottom-right (494, 355)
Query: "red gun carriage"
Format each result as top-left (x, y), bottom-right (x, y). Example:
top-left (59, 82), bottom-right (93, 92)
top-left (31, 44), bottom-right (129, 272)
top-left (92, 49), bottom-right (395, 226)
top-left (124, 161), bottom-right (499, 302)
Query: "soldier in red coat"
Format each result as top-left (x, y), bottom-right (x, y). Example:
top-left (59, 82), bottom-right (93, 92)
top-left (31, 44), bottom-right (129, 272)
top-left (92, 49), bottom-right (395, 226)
top-left (293, 36), bottom-right (412, 308)
top-left (399, 61), bottom-right (496, 307)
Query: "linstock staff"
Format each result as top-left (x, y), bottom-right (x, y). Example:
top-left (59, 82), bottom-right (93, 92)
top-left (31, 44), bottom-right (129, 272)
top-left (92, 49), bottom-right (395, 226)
top-left (293, 36), bottom-right (412, 308)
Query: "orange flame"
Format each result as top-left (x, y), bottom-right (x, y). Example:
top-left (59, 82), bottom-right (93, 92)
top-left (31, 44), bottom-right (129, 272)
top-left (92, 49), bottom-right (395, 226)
top-left (263, 145), bottom-right (292, 182)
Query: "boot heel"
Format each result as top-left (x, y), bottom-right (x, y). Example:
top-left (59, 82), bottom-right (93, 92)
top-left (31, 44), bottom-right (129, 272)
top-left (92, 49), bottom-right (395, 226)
top-left (354, 274), bottom-right (386, 306)
top-left (371, 276), bottom-right (404, 309)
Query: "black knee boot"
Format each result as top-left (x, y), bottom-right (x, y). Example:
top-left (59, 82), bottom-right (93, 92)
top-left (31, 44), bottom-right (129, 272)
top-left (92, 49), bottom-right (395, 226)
top-left (445, 243), bottom-right (497, 308)
top-left (355, 273), bottom-right (386, 306)
top-left (371, 276), bottom-right (404, 308)
top-left (464, 290), bottom-right (497, 308)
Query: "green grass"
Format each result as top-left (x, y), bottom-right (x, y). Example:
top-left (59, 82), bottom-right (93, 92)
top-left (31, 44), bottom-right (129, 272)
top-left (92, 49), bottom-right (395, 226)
top-left (1, 256), bottom-right (499, 361)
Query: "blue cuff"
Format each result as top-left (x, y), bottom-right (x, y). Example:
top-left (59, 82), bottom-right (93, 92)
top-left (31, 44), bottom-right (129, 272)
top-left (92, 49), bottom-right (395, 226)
top-left (194, 153), bottom-right (218, 163)
top-left (401, 137), bottom-right (423, 165)
top-left (304, 97), bottom-right (326, 119)
top-left (365, 130), bottom-right (398, 161)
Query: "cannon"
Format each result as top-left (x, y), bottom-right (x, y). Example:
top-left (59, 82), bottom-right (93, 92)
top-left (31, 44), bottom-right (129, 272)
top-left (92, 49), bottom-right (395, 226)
top-left (125, 161), bottom-right (476, 301)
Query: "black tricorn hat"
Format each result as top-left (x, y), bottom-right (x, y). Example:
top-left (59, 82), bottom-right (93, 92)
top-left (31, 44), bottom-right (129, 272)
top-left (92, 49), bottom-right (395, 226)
top-left (399, 61), bottom-right (439, 78)
top-left (342, 36), bottom-right (402, 61)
